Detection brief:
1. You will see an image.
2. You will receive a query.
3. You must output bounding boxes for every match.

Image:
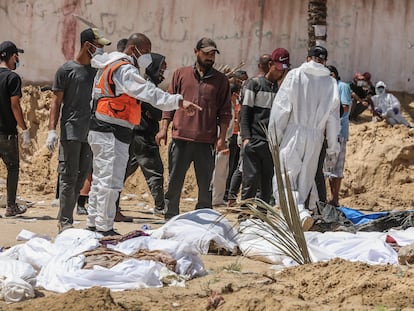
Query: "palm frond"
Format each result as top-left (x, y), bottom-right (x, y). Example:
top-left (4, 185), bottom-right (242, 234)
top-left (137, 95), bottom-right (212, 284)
top-left (223, 124), bottom-right (311, 265)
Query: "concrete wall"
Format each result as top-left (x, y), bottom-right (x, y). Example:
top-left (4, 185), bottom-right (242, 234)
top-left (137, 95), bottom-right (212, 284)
top-left (0, 0), bottom-right (412, 93)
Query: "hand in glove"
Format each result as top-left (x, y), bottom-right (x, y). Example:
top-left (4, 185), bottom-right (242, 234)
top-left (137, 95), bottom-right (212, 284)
top-left (324, 153), bottom-right (337, 174)
top-left (21, 129), bottom-right (31, 148)
top-left (237, 133), bottom-right (242, 147)
top-left (393, 107), bottom-right (399, 115)
top-left (46, 130), bottom-right (59, 152)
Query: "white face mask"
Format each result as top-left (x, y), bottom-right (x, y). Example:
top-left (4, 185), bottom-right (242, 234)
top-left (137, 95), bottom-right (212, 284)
top-left (88, 43), bottom-right (104, 58)
top-left (134, 47), bottom-right (152, 69)
top-left (357, 80), bottom-right (368, 87)
top-left (14, 55), bottom-right (20, 69)
top-left (376, 87), bottom-right (385, 95)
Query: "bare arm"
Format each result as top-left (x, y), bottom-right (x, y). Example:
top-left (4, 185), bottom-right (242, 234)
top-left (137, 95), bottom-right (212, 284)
top-left (216, 122), bottom-right (229, 152)
top-left (48, 91), bottom-right (64, 130)
top-left (10, 96), bottom-right (27, 131)
top-left (155, 119), bottom-right (171, 146)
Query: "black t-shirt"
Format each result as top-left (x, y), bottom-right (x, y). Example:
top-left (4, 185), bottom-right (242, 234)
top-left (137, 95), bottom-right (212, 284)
top-left (0, 68), bottom-right (22, 135)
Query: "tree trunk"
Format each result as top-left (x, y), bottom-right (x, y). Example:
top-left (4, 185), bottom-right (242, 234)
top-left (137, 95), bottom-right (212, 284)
top-left (308, 0), bottom-right (327, 48)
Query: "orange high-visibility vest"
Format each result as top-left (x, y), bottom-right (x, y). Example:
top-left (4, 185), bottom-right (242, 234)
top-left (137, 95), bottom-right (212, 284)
top-left (93, 59), bottom-right (141, 129)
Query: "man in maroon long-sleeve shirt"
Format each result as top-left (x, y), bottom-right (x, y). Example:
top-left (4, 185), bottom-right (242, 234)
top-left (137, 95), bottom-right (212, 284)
top-left (156, 37), bottom-right (232, 220)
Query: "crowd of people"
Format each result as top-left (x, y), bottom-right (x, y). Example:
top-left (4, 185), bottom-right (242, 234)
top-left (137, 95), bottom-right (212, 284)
top-left (0, 28), bottom-right (412, 236)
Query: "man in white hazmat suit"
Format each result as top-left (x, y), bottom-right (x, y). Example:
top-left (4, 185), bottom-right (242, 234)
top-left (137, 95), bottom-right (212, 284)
top-left (87, 33), bottom-right (200, 236)
top-left (372, 81), bottom-right (411, 128)
top-left (268, 46), bottom-right (340, 231)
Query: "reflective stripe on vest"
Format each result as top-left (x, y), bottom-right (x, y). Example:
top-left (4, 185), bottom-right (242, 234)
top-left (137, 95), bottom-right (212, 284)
top-left (94, 60), bottom-right (141, 129)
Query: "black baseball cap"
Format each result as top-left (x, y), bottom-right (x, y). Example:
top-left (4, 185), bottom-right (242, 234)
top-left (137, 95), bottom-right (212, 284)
top-left (0, 41), bottom-right (24, 56)
top-left (80, 28), bottom-right (111, 46)
top-left (308, 45), bottom-right (328, 60)
top-left (327, 65), bottom-right (339, 77)
top-left (196, 37), bottom-right (220, 54)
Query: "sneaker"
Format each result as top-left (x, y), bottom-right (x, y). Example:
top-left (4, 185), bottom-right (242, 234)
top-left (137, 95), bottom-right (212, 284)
top-left (153, 207), bottom-right (165, 217)
top-left (301, 216), bottom-right (315, 231)
top-left (97, 229), bottom-right (121, 237)
top-left (58, 221), bottom-right (74, 233)
top-left (76, 205), bottom-right (88, 215)
top-left (5, 203), bottom-right (27, 217)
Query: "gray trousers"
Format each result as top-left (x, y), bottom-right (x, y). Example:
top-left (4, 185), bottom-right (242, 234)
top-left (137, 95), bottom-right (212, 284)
top-left (57, 140), bottom-right (92, 224)
top-left (0, 135), bottom-right (19, 206)
top-left (164, 139), bottom-right (215, 219)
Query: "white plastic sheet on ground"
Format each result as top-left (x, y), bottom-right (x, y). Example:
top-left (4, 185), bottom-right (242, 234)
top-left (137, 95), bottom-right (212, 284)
top-left (0, 259), bottom-right (37, 303)
top-left (151, 209), bottom-right (239, 254)
top-left (1, 211), bottom-right (414, 296)
top-left (35, 229), bottom-right (206, 293)
top-left (236, 220), bottom-right (414, 265)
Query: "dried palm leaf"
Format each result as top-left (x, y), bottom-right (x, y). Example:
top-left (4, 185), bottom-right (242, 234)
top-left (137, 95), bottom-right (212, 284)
top-left (73, 14), bottom-right (98, 28)
top-left (219, 124), bottom-right (311, 265)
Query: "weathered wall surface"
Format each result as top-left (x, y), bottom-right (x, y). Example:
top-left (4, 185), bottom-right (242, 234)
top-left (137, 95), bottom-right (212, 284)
top-left (0, 0), bottom-right (412, 93)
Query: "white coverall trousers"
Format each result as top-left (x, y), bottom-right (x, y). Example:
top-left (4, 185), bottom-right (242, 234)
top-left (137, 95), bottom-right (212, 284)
top-left (87, 131), bottom-right (129, 231)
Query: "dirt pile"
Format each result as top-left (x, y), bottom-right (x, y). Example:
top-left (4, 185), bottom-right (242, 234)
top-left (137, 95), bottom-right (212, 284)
top-left (1, 86), bottom-right (413, 211)
top-left (6, 287), bottom-right (126, 311)
top-left (341, 120), bottom-right (414, 211)
top-left (0, 87), bottom-right (414, 311)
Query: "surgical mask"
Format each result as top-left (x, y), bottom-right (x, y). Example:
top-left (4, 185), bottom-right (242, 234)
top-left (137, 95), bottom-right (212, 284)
top-left (162, 69), bottom-right (170, 79)
top-left (15, 55), bottom-right (20, 69)
top-left (88, 43), bottom-right (104, 58)
top-left (356, 80), bottom-right (367, 87)
top-left (376, 87), bottom-right (385, 95)
top-left (134, 47), bottom-right (152, 69)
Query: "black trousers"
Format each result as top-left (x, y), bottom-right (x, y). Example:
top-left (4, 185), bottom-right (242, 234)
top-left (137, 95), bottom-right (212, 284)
top-left (241, 139), bottom-right (273, 204)
top-left (349, 101), bottom-right (367, 120)
top-left (57, 140), bottom-right (92, 224)
top-left (224, 134), bottom-right (240, 201)
top-left (0, 135), bottom-right (19, 207)
top-left (314, 140), bottom-right (327, 203)
top-left (227, 157), bottom-right (242, 200)
top-left (164, 139), bottom-right (215, 218)
top-left (124, 135), bottom-right (165, 210)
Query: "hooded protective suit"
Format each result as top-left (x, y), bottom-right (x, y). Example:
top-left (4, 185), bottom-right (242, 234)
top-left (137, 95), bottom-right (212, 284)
top-left (87, 51), bottom-right (182, 233)
top-left (372, 81), bottom-right (411, 127)
top-left (268, 61), bottom-right (340, 219)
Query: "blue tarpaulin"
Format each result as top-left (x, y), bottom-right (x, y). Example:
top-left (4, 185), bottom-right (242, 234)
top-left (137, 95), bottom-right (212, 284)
top-left (338, 207), bottom-right (389, 225)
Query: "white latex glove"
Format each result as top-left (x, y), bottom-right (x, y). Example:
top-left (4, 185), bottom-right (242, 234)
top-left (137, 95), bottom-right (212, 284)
top-left (21, 129), bottom-right (31, 148)
top-left (46, 130), bottom-right (58, 152)
top-left (237, 132), bottom-right (242, 147)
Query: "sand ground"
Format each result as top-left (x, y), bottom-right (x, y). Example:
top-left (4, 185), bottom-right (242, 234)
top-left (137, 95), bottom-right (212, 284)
top-left (0, 87), bottom-right (413, 310)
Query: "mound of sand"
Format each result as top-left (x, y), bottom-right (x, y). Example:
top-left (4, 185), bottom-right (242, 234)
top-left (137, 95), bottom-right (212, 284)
top-left (1, 86), bottom-right (413, 212)
top-left (1, 86), bottom-right (414, 311)
top-left (5, 258), bottom-right (413, 310)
